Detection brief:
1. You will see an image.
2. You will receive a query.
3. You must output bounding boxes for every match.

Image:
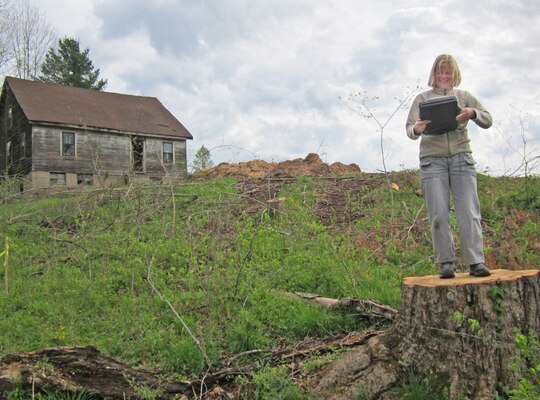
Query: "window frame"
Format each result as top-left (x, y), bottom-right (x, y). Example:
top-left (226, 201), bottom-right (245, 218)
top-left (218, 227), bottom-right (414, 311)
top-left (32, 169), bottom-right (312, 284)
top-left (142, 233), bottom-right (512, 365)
top-left (131, 136), bottom-right (145, 172)
top-left (62, 131), bottom-right (76, 157)
top-left (6, 141), bottom-right (12, 167)
top-left (77, 173), bottom-right (94, 185)
top-left (20, 130), bottom-right (26, 158)
top-left (7, 107), bottom-right (13, 129)
top-left (50, 172), bottom-right (66, 185)
top-left (162, 142), bottom-right (174, 164)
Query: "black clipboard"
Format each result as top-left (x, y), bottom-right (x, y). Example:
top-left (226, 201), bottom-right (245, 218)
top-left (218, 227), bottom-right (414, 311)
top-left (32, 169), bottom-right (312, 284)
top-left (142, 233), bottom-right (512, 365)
top-left (419, 95), bottom-right (460, 135)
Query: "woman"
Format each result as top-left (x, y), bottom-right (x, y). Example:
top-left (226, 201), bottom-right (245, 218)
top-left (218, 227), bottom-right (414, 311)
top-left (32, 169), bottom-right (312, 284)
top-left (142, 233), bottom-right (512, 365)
top-left (406, 54), bottom-right (492, 279)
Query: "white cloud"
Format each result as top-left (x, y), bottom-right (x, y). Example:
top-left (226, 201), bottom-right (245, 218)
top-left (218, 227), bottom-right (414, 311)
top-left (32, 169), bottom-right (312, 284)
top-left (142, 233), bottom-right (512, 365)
top-left (28, 0), bottom-right (540, 175)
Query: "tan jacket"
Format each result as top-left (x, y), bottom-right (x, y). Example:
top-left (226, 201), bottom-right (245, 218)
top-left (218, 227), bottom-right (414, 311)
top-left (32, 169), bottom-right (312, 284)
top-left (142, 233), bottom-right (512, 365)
top-left (406, 87), bottom-right (492, 159)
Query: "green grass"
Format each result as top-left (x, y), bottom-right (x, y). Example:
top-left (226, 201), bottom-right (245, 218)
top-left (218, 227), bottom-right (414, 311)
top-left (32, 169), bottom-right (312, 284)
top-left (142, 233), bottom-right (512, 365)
top-left (0, 172), bottom-right (538, 391)
top-left (390, 369), bottom-right (452, 400)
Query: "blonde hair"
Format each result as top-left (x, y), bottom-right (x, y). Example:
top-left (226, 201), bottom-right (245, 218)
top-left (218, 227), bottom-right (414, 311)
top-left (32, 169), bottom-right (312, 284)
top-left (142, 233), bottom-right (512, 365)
top-left (428, 54), bottom-right (462, 88)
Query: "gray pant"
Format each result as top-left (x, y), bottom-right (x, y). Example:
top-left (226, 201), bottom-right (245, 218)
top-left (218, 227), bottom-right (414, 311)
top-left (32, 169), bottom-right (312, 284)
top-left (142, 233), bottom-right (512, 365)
top-left (419, 153), bottom-right (485, 266)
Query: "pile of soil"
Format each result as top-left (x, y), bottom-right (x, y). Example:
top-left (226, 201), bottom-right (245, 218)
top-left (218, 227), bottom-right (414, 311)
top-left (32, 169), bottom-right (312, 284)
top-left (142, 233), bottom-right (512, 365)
top-left (198, 153), bottom-right (389, 229)
top-left (199, 153), bottom-right (362, 179)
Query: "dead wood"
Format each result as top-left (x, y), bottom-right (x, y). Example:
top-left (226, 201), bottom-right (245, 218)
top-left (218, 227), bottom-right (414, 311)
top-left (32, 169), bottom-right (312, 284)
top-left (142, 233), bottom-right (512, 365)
top-left (288, 291), bottom-right (397, 324)
top-left (0, 346), bottom-right (188, 398)
top-left (165, 329), bottom-right (382, 398)
top-left (311, 334), bottom-right (400, 400)
top-left (0, 330), bottom-right (381, 399)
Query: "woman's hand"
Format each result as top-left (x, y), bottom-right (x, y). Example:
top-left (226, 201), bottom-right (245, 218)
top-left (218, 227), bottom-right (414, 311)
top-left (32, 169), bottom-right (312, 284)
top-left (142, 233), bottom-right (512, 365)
top-left (456, 107), bottom-right (476, 123)
top-left (414, 119), bottom-right (431, 135)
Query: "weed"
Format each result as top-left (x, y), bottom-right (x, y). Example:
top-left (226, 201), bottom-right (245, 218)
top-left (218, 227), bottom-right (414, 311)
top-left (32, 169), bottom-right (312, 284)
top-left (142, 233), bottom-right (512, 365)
top-left (489, 284), bottom-right (507, 315)
top-left (163, 337), bottom-right (214, 375)
top-left (354, 387), bottom-right (369, 400)
top-left (226, 309), bottom-right (271, 353)
top-left (7, 389), bottom-right (96, 400)
top-left (128, 378), bottom-right (165, 400)
top-left (453, 311), bottom-right (464, 327)
top-left (498, 330), bottom-right (540, 399)
top-left (391, 369), bottom-right (450, 400)
top-left (467, 318), bottom-right (483, 336)
top-left (302, 350), bottom-right (341, 373)
top-left (250, 364), bottom-right (308, 400)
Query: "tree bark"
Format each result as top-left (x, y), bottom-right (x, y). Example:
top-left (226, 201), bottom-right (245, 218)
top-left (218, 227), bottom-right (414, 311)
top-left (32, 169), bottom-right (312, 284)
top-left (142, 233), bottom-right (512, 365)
top-left (0, 346), bottom-right (189, 398)
top-left (310, 269), bottom-right (539, 400)
top-left (394, 268), bottom-right (540, 400)
top-left (0, 331), bottom-right (379, 399)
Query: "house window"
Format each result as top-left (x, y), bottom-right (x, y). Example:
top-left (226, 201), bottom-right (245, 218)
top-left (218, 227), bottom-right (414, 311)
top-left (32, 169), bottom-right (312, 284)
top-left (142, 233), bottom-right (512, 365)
top-left (50, 172), bottom-right (66, 185)
top-left (163, 142), bottom-right (173, 163)
top-left (132, 137), bottom-right (145, 172)
top-left (62, 132), bottom-right (75, 156)
top-left (20, 131), bottom-right (26, 158)
top-left (6, 141), bottom-right (12, 167)
top-left (7, 107), bottom-right (13, 128)
top-left (77, 173), bottom-right (93, 185)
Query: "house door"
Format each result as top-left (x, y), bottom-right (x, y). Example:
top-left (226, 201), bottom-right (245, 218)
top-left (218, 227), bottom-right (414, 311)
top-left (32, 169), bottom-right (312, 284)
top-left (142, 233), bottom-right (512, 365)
top-left (132, 137), bottom-right (145, 172)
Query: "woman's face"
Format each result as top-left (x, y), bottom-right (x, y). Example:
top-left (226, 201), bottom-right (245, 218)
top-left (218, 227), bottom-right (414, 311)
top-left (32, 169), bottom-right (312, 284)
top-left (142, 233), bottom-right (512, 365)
top-left (435, 64), bottom-right (453, 90)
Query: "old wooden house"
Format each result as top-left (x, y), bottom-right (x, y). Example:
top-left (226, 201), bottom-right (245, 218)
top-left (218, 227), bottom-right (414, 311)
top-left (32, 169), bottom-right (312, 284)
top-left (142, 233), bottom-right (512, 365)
top-left (0, 77), bottom-right (193, 190)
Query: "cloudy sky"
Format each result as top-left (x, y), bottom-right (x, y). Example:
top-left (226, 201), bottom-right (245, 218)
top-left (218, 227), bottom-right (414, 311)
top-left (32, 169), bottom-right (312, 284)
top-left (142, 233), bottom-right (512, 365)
top-left (26, 0), bottom-right (540, 175)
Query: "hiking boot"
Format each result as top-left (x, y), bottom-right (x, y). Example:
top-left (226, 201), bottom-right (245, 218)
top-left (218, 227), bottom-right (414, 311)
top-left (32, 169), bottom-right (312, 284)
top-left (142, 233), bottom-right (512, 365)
top-left (469, 263), bottom-right (491, 277)
top-left (439, 262), bottom-right (455, 279)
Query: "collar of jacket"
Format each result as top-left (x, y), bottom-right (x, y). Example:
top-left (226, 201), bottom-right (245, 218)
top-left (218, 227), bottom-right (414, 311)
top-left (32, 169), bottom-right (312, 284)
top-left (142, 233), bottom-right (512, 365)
top-left (432, 87), bottom-right (455, 96)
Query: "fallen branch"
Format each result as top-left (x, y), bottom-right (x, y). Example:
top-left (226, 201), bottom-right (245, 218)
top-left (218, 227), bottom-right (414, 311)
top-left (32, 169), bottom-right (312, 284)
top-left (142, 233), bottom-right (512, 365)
top-left (184, 328), bottom-right (382, 393)
top-left (0, 346), bottom-right (189, 398)
top-left (288, 292), bottom-right (397, 322)
top-left (0, 330), bottom-right (383, 398)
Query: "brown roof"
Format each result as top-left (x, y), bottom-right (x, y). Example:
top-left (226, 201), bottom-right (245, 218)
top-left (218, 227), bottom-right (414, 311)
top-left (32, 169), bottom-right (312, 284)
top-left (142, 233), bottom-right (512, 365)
top-left (4, 77), bottom-right (193, 140)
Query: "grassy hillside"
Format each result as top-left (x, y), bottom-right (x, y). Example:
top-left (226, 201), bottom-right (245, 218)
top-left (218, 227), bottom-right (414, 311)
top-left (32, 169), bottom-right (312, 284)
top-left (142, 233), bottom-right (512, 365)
top-left (0, 171), bottom-right (538, 383)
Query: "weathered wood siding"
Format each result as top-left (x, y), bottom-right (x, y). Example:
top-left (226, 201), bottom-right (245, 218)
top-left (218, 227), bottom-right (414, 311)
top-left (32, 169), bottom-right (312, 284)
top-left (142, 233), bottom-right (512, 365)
top-left (0, 86), bottom-right (32, 176)
top-left (32, 126), bottom-right (131, 175)
top-left (31, 125), bottom-right (188, 180)
top-left (144, 138), bottom-right (188, 176)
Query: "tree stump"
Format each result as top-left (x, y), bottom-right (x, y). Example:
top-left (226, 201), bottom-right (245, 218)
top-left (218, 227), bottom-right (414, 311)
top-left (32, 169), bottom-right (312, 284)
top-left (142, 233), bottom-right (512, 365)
top-left (306, 269), bottom-right (540, 400)
top-left (266, 197), bottom-right (285, 218)
top-left (394, 269), bottom-right (540, 400)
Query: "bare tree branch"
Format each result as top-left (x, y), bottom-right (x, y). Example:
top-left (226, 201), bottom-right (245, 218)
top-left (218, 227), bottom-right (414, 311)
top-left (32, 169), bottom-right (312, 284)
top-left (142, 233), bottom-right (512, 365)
top-left (0, 1), bottom-right (13, 73)
top-left (3, 0), bottom-right (56, 79)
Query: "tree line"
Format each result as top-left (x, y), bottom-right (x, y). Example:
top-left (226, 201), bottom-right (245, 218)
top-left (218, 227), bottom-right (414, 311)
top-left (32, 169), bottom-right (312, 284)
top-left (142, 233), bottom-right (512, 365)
top-left (0, 0), bottom-right (107, 90)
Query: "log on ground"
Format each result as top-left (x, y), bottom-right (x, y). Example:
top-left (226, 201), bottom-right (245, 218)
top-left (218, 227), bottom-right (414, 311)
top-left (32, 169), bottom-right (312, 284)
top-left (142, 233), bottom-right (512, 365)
top-left (0, 346), bottom-right (188, 398)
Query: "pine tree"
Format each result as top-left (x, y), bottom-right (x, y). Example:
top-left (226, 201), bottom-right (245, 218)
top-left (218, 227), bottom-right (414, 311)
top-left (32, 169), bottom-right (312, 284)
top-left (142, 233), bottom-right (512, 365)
top-left (38, 37), bottom-right (107, 90)
top-left (192, 145), bottom-right (214, 172)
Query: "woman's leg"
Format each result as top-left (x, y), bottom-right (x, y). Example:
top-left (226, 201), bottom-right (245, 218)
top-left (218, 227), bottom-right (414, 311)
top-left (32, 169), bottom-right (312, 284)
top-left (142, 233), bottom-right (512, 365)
top-left (449, 153), bottom-right (485, 265)
top-left (420, 157), bottom-right (454, 264)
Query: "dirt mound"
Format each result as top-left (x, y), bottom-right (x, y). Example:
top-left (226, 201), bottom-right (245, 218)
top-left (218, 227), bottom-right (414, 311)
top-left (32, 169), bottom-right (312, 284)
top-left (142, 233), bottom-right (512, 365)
top-left (199, 153), bottom-right (361, 179)
top-left (199, 159), bottom-right (277, 179)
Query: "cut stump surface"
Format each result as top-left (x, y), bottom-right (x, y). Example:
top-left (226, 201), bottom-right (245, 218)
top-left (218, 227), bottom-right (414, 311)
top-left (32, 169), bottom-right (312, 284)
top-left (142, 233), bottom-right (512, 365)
top-left (403, 268), bottom-right (539, 287)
